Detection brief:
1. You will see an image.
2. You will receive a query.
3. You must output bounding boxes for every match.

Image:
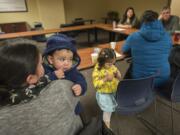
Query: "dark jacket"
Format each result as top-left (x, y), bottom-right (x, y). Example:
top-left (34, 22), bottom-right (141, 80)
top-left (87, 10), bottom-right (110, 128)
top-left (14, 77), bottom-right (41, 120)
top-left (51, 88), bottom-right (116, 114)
top-left (43, 65), bottom-right (87, 95)
top-left (169, 45), bottom-right (180, 81)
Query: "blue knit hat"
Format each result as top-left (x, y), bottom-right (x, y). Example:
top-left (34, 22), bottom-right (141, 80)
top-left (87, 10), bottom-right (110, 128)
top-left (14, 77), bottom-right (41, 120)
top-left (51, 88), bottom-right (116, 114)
top-left (43, 34), bottom-right (81, 68)
top-left (43, 34), bottom-right (77, 55)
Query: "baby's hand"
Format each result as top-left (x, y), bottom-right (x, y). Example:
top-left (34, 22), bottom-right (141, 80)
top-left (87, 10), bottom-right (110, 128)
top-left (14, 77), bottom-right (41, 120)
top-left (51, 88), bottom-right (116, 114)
top-left (104, 73), bottom-right (114, 82)
top-left (114, 70), bottom-right (121, 80)
top-left (72, 84), bottom-right (82, 96)
top-left (54, 69), bottom-right (64, 79)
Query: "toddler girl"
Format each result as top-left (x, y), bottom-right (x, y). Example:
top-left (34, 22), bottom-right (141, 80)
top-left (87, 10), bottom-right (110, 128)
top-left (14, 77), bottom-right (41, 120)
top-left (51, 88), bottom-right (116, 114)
top-left (92, 48), bottom-right (121, 129)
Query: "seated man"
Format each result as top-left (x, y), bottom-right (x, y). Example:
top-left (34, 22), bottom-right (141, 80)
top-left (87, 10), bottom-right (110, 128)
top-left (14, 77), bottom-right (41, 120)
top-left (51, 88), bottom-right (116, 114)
top-left (159, 6), bottom-right (180, 34)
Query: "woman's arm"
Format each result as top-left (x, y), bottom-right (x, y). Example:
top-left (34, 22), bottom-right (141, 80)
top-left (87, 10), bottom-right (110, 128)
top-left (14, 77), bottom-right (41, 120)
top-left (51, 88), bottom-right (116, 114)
top-left (117, 24), bottom-right (132, 28)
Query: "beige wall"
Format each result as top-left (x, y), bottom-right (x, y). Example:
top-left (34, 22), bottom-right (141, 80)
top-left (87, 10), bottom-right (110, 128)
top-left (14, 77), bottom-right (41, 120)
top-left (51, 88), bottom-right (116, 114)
top-left (171, 0), bottom-right (180, 17)
top-left (0, 0), bottom-right (172, 29)
top-left (0, 0), bottom-right (65, 29)
top-left (64, 0), bottom-right (169, 23)
top-left (0, 0), bottom-right (39, 26)
top-left (64, 0), bottom-right (108, 23)
top-left (106, 0), bottom-right (168, 19)
top-left (37, 0), bottom-right (65, 29)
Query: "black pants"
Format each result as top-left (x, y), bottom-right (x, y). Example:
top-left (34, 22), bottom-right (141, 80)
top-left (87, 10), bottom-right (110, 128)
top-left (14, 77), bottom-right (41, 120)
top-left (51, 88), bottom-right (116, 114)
top-left (77, 115), bottom-right (115, 135)
top-left (123, 63), bottom-right (132, 79)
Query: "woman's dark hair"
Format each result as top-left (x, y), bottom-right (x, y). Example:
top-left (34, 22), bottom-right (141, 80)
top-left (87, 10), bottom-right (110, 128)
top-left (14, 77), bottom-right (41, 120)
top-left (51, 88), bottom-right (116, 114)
top-left (121, 7), bottom-right (136, 24)
top-left (140, 10), bottom-right (159, 24)
top-left (97, 48), bottom-right (116, 70)
top-left (0, 38), bottom-right (40, 89)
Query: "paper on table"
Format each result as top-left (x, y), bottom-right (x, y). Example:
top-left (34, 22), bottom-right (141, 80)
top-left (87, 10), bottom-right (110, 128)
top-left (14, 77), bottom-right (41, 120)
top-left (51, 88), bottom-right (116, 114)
top-left (113, 28), bottom-right (125, 31)
top-left (175, 30), bottom-right (180, 33)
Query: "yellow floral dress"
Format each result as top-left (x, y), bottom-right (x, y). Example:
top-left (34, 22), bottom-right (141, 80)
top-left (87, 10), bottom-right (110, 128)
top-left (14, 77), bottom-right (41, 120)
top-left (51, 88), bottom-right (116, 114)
top-left (92, 63), bottom-right (120, 112)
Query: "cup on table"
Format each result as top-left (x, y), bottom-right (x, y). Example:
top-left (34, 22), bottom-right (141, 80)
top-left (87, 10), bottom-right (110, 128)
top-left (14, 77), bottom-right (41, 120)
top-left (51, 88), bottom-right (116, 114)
top-left (174, 30), bottom-right (180, 42)
top-left (112, 21), bottom-right (116, 29)
top-left (91, 53), bottom-right (98, 64)
top-left (110, 42), bottom-right (116, 50)
top-left (94, 47), bottom-right (101, 54)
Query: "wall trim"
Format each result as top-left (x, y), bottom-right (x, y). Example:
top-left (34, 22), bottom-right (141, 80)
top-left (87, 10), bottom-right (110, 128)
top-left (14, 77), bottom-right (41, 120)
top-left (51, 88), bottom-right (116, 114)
top-left (167, 0), bottom-right (171, 6)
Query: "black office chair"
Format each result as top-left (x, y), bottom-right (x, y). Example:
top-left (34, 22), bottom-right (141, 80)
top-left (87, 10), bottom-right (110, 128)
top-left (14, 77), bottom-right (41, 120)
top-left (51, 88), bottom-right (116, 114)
top-left (60, 23), bottom-right (79, 38)
top-left (116, 75), bottom-right (164, 135)
top-left (156, 73), bottom-right (180, 135)
top-left (60, 18), bottom-right (92, 43)
top-left (32, 22), bottom-right (47, 42)
top-left (73, 18), bottom-right (85, 25)
top-left (60, 18), bottom-right (86, 38)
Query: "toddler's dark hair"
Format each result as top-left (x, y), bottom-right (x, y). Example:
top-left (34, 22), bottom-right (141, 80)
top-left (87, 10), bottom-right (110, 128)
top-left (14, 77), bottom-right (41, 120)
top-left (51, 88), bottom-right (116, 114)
top-left (97, 48), bottom-right (116, 70)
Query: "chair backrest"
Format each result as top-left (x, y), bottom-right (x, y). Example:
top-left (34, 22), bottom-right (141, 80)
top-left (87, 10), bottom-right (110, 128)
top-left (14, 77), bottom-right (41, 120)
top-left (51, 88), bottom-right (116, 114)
top-left (116, 75), bottom-right (155, 115)
top-left (171, 73), bottom-right (180, 102)
top-left (34, 22), bottom-right (44, 30)
top-left (73, 18), bottom-right (85, 25)
top-left (60, 23), bottom-right (76, 28)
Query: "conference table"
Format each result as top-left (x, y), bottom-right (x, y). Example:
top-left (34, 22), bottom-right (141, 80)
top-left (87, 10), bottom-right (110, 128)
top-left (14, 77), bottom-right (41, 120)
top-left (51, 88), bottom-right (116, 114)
top-left (95, 23), bottom-right (137, 35)
top-left (1, 23), bottom-right (178, 70)
top-left (0, 23), bottom-right (178, 44)
top-left (77, 41), bottom-right (125, 70)
top-left (0, 23), bottom-right (137, 40)
top-left (77, 36), bottom-right (180, 70)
